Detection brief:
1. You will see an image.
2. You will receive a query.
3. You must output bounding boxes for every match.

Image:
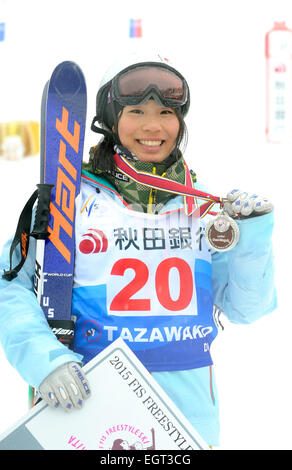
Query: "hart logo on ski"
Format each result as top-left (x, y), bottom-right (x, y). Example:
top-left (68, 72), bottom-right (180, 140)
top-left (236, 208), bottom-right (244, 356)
top-left (48, 106), bottom-right (81, 263)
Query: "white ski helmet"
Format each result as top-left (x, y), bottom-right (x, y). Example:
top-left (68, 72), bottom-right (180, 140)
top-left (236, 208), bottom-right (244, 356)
top-left (91, 51), bottom-right (190, 136)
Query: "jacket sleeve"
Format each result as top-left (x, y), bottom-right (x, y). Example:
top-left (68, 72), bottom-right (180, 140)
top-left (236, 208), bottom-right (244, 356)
top-left (0, 235), bottom-right (83, 390)
top-left (211, 211), bottom-right (277, 324)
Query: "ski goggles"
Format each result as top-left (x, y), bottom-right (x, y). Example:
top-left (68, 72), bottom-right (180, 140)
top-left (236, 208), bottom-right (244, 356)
top-left (110, 63), bottom-right (189, 112)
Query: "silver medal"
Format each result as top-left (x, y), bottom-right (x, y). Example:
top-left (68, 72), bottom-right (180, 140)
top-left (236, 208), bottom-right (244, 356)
top-left (204, 212), bottom-right (240, 252)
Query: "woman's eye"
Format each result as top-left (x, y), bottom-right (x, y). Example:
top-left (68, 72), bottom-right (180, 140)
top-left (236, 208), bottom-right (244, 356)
top-left (161, 109), bottom-right (174, 115)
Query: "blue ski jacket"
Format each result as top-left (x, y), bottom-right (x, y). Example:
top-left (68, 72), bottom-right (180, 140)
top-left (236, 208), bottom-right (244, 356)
top-left (0, 175), bottom-right (277, 446)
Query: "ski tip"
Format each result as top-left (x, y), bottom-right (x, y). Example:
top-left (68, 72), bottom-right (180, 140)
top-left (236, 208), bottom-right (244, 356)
top-left (51, 61), bottom-right (86, 99)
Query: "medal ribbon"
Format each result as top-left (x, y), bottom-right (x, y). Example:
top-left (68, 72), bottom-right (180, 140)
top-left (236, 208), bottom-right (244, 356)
top-left (113, 152), bottom-right (226, 217)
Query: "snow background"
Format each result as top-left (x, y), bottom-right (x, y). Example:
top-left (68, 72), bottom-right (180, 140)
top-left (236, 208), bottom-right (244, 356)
top-left (0, 0), bottom-right (291, 450)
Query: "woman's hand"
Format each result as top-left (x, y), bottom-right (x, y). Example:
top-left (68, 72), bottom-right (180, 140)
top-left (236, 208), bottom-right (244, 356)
top-left (224, 189), bottom-right (274, 218)
top-left (39, 362), bottom-right (91, 411)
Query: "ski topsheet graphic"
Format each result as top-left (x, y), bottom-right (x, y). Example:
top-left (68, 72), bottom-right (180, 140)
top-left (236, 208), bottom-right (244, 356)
top-left (35, 61), bottom-right (87, 340)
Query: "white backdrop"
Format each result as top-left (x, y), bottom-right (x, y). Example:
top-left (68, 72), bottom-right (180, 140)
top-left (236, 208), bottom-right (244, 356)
top-left (0, 0), bottom-right (291, 450)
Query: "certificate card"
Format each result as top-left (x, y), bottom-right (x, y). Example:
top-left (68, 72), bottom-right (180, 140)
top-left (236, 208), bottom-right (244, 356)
top-left (0, 338), bottom-right (209, 450)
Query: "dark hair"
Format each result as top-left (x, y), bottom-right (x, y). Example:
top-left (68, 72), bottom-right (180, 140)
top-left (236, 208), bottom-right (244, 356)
top-left (89, 107), bottom-right (188, 174)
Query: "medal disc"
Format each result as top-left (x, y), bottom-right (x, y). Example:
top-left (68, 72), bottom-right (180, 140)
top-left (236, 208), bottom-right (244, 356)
top-left (204, 213), bottom-right (240, 251)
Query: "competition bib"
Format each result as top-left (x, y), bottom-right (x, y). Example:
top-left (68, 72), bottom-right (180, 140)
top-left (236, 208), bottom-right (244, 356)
top-left (72, 180), bottom-right (218, 371)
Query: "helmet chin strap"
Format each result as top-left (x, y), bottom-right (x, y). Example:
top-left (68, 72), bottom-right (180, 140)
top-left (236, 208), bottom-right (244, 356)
top-left (91, 116), bottom-right (112, 137)
top-left (90, 113), bottom-right (121, 146)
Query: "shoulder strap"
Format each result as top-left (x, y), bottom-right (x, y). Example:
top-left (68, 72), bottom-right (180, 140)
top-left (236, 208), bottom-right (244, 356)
top-left (2, 184), bottom-right (53, 281)
top-left (2, 190), bottom-right (38, 281)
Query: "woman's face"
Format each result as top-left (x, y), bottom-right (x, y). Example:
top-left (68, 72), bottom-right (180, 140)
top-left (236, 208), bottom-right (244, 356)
top-left (117, 99), bottom-right (180, 163)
